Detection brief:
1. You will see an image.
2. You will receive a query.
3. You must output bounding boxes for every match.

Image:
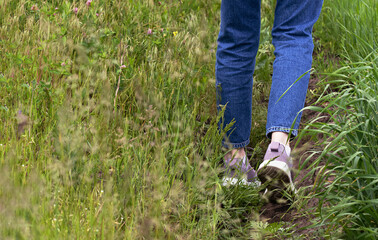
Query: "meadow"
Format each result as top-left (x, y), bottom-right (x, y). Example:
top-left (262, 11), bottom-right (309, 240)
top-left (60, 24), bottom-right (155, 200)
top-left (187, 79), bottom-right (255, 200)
top-left (0, 0), bottom-right (376, 239)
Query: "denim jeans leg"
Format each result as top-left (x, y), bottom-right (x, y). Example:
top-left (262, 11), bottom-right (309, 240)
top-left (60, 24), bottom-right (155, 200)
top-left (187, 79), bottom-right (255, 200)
top-left (216, 0), bottom-right (261, 149)
top-left (266, 0), bottom-right (323, 138)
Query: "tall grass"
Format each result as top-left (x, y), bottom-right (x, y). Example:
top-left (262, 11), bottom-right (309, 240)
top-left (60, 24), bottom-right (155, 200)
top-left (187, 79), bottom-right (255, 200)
top-left (2, 0), bottom-right (375, 238)
top-left (0, 0), bottom-right (277, 239)
top-left (298, 0), bottom-right (377, 238)
top-left (315, 0), bottom-right (377, 61)
top-left (298, 59), bottom-right (377, 238)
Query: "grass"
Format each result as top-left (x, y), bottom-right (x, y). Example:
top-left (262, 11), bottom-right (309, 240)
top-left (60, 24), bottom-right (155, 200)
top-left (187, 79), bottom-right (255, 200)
top-left (297, 58), bottom-right (377, 239)
top-left (0, 0), bottom-right (271, 238)
top-left (298, 0), bottom-right (377, 238)
top-left (315, 0), bottom-right (377, 62)
top-left (0, 0), bottom-right (376, 239)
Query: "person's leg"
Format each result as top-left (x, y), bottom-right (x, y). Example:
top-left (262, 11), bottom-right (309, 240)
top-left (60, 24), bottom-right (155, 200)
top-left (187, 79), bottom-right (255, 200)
top-left (216, 0), bottom-right (261, 185)
top-left (216, 0), bottom-right (261, 154)
top-left (266, 0), bottom-right (323, 140)
top-left (259, 0), bottom-right (323, 193)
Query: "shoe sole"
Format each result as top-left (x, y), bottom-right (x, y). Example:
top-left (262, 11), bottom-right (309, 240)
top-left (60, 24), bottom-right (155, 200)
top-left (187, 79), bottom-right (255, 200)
top-left (258, 160), bottom-right (296, 193)
top-left (221, 177), bottom-right (261, 187)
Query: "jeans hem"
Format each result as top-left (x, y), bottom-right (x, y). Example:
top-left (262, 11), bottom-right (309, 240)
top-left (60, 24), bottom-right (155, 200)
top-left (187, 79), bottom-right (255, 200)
top-left (266, 127), bottom-right (298, 139)
top-left (222, 139), bottom-right (250, 149)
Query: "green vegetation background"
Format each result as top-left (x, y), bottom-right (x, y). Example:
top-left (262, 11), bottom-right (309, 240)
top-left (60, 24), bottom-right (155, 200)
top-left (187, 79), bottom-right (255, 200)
top-left (0, 0), bottom-right (376, 239)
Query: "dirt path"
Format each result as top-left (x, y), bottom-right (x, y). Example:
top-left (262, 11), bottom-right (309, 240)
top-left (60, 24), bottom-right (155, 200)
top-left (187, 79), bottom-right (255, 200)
top-left (259, 76), bottom-right (328, 238)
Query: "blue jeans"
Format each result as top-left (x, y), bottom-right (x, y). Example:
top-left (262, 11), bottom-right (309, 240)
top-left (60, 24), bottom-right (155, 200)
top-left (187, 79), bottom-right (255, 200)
top-left (216, 0), bottom-right (323, 149)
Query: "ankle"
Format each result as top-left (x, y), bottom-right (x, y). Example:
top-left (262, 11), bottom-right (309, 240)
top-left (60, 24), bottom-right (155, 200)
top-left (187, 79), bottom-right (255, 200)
top-left (271, 132), bottom-right (292, 156)
top-left (271, 132), bottom-right (290, 146)
top-left (225, 148), bottom-right (246, 160)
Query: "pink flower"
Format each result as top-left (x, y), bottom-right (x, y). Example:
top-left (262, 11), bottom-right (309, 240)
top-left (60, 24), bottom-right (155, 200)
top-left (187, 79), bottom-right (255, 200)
top-left (147, 29), bottom-right (152, 35)
top-left (55, 7), bottom-right (58, 10)
top-left (96, 13), bottom-right (99, 17)
top-left (86, 0), bottom-right (92, 6)
top-left (61, 62), bottom-right (66, 67)
top-left (31, 5), bottom-right (38, 11)
top-left (120, 65), bottom-right (126, 69)
top-left (73, 7), bottom-right (78, 14)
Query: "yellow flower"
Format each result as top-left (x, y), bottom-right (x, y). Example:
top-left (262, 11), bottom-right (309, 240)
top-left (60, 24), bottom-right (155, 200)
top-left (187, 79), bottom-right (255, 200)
top-left (173, 31), bottom-right (178, 36)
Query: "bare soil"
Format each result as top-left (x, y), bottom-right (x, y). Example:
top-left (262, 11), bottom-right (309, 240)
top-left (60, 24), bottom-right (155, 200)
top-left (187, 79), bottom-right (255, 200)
top-left (259, 75), bottom-right (329, 238)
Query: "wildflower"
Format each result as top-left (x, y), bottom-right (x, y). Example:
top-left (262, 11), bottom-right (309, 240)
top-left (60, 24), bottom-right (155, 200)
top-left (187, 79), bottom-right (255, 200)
top-left (173, 31), bottom-right (178, 36)
top-left (120, 65), bottom-right (126, 69)
top-left (31, 5), bottom-right (38, 11)
top-left (86, 0), bottom-right (92, 6)
top-left (61, 62), bottom-right (66, 67)
top-left (160, 28), bottom-right (164, 32)
top-left (147, 28), bottom-right (152, 35)
top-left (96, 13), bottom-right (99, 17)
top-left (73, 7), bottom-right (78, 15)
top-left (55, 7), bottom-right (58, 10)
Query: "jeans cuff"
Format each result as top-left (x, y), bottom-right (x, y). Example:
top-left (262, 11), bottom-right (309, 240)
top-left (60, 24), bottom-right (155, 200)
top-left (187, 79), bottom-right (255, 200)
top-left (222, 138), bottom-right (250, 149)
top-left (266, 127), bottom-right (298, 139)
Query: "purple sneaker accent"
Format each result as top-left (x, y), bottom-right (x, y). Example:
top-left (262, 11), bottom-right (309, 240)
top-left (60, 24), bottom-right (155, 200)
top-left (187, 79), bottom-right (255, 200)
top-left (258, 142), bottom-right (296, 193)
top-left (263, 142), bottom-right (293, 169)
top-left (222, 155), bottom-right (260, 187)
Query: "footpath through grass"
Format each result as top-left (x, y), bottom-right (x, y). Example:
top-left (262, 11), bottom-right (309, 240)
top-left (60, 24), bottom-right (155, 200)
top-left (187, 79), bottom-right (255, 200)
top-left (0, 0), bottom-right (376, 239)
